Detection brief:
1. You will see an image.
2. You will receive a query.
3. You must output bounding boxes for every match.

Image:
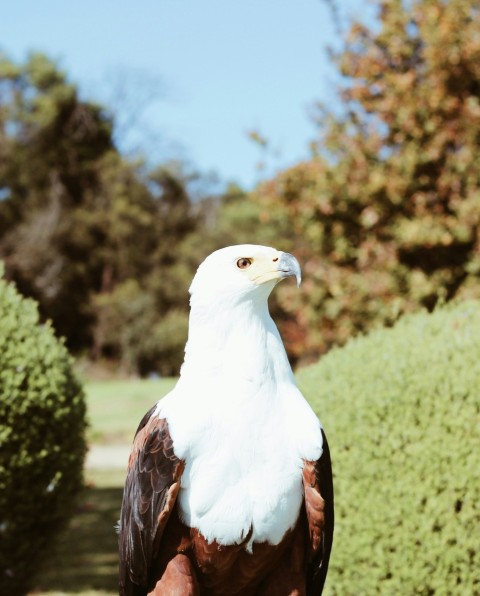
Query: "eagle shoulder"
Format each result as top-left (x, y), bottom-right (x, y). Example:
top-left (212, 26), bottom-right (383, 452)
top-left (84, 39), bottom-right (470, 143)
top-left (118, 407), bottom-right (184, 595)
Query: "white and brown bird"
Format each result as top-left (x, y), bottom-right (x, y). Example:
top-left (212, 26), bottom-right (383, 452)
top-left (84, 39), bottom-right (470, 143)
top-left (118, 244), bottom-right (334, 595)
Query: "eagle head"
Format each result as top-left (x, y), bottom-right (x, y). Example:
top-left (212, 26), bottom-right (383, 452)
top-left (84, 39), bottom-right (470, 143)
top-left (189, 244), bottom-right (301, 308)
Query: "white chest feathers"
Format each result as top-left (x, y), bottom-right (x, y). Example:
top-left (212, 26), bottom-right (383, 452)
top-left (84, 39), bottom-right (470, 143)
top-left (155, 381), bottom-right (322, 548)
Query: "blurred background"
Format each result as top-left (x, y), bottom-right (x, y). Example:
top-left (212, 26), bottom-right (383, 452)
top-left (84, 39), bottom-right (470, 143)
top-left (1, 0), bottom-right (479, 593)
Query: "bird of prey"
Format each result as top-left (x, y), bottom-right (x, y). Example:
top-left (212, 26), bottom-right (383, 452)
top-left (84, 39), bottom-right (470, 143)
top-left (118, 244), bottom-right (334, 595)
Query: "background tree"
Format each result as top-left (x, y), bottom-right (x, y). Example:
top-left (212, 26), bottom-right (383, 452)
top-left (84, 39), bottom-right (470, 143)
top-left (0, 53), bottom-right (209, 375)
top-left (254, 0), bottom-right (480, 362)
top-left (0, 52), bottom-right (113, 348)
top-left (90, 160), bottom-right (206, 375)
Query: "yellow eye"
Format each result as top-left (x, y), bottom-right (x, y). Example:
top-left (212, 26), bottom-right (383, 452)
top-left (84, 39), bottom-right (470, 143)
top-left (236, 257), bottom-right (253, 269)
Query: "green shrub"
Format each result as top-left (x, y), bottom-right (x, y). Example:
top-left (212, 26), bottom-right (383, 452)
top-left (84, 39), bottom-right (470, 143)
top-left (0, 272), bottom-right (87, 595)
top-left (299, 300), bottom-right (480, 595)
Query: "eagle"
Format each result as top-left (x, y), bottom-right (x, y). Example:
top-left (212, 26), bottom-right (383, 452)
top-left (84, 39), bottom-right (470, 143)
top-left (118, 244), bottom-right (334, 595)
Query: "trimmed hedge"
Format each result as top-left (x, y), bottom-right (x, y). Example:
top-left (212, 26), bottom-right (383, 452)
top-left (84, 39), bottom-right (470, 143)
top-left (0, 272), bottom-right (87, 595)
top-left (299, 300), bottom-right (480, 595)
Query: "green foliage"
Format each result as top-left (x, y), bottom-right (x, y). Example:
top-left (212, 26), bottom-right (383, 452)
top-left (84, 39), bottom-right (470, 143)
top-left (299, 300), bottom-right (480, 594)
top-left (0, 272), bottom-right (87, 595)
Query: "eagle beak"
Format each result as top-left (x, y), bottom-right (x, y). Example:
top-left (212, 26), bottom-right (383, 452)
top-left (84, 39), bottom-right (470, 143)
top-left (278, 252), bottom-right (302, 288)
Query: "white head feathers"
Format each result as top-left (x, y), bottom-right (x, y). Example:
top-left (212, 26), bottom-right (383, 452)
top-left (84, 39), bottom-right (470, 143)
top-left (189, 244), bottom-right (301, 310)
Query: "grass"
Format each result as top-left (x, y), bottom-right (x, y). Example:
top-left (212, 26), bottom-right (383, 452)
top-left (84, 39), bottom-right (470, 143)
top-left (31, 470), bottom-right (124, 596)
top-left (85, 378), bottom-right (176, 444)
top-left (31, 379), bottom-right (175, 595)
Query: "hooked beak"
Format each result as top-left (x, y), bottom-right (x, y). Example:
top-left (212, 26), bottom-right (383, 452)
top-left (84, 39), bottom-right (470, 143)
top-left (277, 252), bottom-right (302, 288)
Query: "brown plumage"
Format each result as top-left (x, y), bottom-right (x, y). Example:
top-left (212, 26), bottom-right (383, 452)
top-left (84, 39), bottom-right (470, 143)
top-left (118, 410), bottom-right (333, 595)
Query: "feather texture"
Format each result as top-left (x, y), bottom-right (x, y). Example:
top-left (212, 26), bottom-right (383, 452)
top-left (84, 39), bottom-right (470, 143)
top-left (118, 410), bottom-right (184, 594)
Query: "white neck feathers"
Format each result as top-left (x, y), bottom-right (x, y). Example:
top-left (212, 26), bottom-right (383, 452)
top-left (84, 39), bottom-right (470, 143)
top-left (180, 286), bottom-right (294, 388)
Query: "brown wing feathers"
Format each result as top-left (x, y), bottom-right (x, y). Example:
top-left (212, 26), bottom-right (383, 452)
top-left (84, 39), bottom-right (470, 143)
top-left (118, 408), bottom-right (184, 596)
top-left (303, 428), bottom-right (334, 595)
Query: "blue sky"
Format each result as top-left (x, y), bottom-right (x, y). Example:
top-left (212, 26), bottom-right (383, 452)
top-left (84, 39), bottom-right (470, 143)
top-left (1, 0), bottom-right (371, 189)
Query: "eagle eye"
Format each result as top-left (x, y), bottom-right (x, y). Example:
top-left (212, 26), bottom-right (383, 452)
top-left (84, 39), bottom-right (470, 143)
top-left (236, 257), bottom-right (253, 270)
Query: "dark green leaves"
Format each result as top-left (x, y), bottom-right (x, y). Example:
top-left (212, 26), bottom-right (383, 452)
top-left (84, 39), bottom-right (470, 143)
top-left (0, 273), bottom-right (87, 594)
